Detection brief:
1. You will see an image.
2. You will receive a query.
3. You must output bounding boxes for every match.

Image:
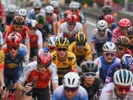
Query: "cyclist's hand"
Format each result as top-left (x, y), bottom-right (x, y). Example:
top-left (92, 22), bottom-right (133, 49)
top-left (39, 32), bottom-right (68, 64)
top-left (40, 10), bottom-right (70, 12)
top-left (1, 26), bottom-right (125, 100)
top-left (91, 50), bottom-right (97, 55)
top-left (23, 83), bottom-right (32, 92)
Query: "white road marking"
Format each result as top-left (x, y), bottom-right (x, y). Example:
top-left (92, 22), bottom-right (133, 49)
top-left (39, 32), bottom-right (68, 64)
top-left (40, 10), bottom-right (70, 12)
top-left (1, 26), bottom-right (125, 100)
top-left (86, 20), bottom-right (96, 27)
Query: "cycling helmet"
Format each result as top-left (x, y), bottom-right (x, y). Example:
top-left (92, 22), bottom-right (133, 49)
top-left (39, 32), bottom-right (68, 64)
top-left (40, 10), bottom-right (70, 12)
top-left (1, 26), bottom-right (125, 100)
top-left (127, 26), bottom-right (133, 36)
top-left (104, 14), bottom-right (114, 24)
top-left (81, 61), bottom-right (98, 73)
top-left (13, 16), bottom-right (25, 25)
top-left (33, 1), bottom-right (42, 8)
top-left (37, 49), bottom-right (52, 67)
top-left (69, 1), bottom-right (80, 9)
top-left (28, 19), bottom-right (38, 27)
top-left (66, 14), bottom-right (78, 23)
top-left (97, 20), bottom-right (108, 30)
top-left (116, 36), bottom-right (130, 46)
top-left (8, 4), bottom-right (16, 13)
top-left (119, 18), bottom-right (131, 27)
top-left (102, 42), bottom-right (116, 52)
top-left (113, 69), bottom-right (133, 86)
top-left (18, 8), bottom-right (27, 16)
top-left (6, 32), bottom-right (21, 46)
top-left (0, 16), bottom-right (2, 23)
top-left (64, 10), bottom-right (72, 19)
top-left (50, 1), bottom-right (59, 8)
top-left (75, 32), bottom-right (87, 43)
top-left (9, 32), bottom-right (22, 41)
top-left (36, 14), bottom-right (46, 24)
top-left (45, 5), bottom-right (54, 13)
top-left (47, 35), bottom-right (58, 46)
top-left (62, 72), bottom-right (80, 88)
top-left (121, 54), bottom-right (133, 70)
top-left (55, 37), bottom-right (70, 47)
top-left (102, 5), bottom-right (112, 14)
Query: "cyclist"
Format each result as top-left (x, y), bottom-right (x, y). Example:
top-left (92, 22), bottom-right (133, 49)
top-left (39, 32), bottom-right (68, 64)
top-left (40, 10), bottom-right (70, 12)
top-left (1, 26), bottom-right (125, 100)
top-left (44, 5), bottom-right (57, 35)
top-left (35, 14), bottom-right (53, 47)
top-left (50, 0), bottom-right (64, 21)
top-left (4, 16), bottom-right (30, 55)
top-left (27, 19), bottom-right (43, 60)
top-left (28, 1), bottom-right (44, 19)
top-left (94, 42), bottom-right (120, 82)
top-left (0, 33), bottom-right (28, 99)
top-left (112, 18), bottom-right (131, 43)
top-left (18, 8), bottom-right (30, 26)
top-left (16, 49), bottom-right (58, 100)
top-left (91, 20), bottom-right (112, 59)
top-left (47, 35), bottom-right (58, 53)
top-left (81, 61), bottom-right (104, 100)
top-left (57, 13), bottom-right (83, 43)
top-left (105, 54), bottom-right (133, 84)
top-left (104, 14), bottom-right (118, 31)
top-left (51, 37), bottom-right (77, 85)
top-left (68, 32), bottom-right (92, 66)
top-left (5, 4), bottom-right (17, 25)
top-left (127, 26), bottom-right (133, 55)
top-left (100, 69), bottom-right (133, 100)
top-left (0, 1), bottom-right (5, 24)
top-left (115, 36), bottom-right (132, 59)
top-left (52, 72), bottom-right (88, 100)
top-left (98, 5), bottom-right (112, 20)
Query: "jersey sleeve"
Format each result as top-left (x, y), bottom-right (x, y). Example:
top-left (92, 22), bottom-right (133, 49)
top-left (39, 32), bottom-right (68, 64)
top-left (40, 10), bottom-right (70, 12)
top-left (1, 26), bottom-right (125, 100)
top-left (21, 48), bottom-right (29, 67)
top-left (107, 29), bottom-right (112, 41)
top-left (0, 50), bottom-right (5, 69)
top-left (4, 26), bottom-right (11, 41)
top-left (84, 44), bottom-right (92, 60)
top-left (94, 58), bottom-right (102, 74)
top-left (57, 24), bottom-right (64, 37)
top-left (24, 26), bottom-right (30, 43)
top-left (0, 31), bottom-right (3, 45)
top-left (53, 14), bottom-right (57, 25)
top-left (91, 28), bottom-right (97, 42)
top-left (50, 63), bottom-right (58, 83)
top-left (36, 30), bottom-right (43, 45)
top-left (71, 53), bottom-right (78, 72)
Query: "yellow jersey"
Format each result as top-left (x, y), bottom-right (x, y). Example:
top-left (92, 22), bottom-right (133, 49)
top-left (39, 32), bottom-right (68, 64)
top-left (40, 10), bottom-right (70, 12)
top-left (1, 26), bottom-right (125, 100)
top-left (0, 50), bottom-right (5, 69)
top-left (51, 51), bottom-right (77, 78)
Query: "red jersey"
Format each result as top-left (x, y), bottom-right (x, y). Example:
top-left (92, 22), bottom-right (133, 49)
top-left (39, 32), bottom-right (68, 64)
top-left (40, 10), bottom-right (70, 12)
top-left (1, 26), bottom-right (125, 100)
top-left (0, 3), bottom-right (5, 20)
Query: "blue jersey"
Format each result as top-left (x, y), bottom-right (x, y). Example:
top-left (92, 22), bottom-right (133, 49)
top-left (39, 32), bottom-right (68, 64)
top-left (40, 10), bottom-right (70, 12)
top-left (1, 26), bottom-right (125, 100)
top-left (105, 62), bottom-right (121, 83)
top-left (52, 85), bottom-right (88, 100)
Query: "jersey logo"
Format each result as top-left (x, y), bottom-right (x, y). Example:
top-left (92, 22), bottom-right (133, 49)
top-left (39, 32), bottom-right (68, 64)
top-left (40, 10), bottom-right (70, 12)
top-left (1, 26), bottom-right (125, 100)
top-left (68, 57), bottom-right (74, 61)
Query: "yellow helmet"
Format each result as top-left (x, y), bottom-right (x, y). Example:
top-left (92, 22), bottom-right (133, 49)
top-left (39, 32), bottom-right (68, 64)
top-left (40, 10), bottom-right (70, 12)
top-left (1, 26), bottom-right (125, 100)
top-left (116, 36), bottom-right (130, 46)
top-left (55, 37), bottom-right (70, 47)
top-left (75, 32), bottom-right (87, 43)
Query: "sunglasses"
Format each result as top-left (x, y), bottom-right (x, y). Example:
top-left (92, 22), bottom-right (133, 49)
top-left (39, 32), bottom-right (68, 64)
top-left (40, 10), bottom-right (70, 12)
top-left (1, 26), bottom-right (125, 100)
top-left (128, 36), bottom-right (133, 40)
top-left (34, 8), bottom-right (41, 11)
top-left (46, 13), bottom-right (52, 16)
top-left (76, 43), bottom-right (85, 46)
top-left (84, 72), bottom-right (96, 77)
top-left (8, 46), bottom-right (19, 50)
top-left (38, 64), bottom-right (49, 69)
top-left (64, 87), bottom-right (78, 92)
top-left (103, 52), bottom-right (115, 57)
top-left (57, 48), bottom-right (67, 52)
top-left (116, 85), bottom-right (131, 92)
top-left (121, 27), bottom-right (128, 31)
top-left (49, 46), bottom-right (56, 51)
top-left (118, 46), bottom-right (127, 52)
top-left (71, 9), bottom-right (78, 12)
top-left (99, 29), bottom-right (106, 32)
top-left (14, 25), bottom-right (23, 29)
top-left (68, 22), bottom-right (76, 26)
top-left (29, 27), bottom-right (36, 30)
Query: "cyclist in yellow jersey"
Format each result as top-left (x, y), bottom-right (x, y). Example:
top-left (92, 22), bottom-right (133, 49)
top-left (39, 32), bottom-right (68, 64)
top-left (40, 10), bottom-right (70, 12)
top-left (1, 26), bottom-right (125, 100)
top-left (68, 32), bottom-right (92, 67)
top-left (51, 37), bottom-right (77, 85)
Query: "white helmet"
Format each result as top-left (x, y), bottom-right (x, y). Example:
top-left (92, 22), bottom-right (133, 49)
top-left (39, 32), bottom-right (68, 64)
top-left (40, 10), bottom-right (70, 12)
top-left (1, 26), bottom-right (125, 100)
top-left (97, 20), bottom-right (108, 30)
top-left (33, 1), bottom-right (42, 8)
top-left (8, 5), bottom-right (16, 13)
top-left (50, 1), bottom-right (59, 8)
top-left (47, 35), bottom-right (58, 46)
top-left (69, 1), bottom-right (80, 9)
top-left (45, 5), bottom-right (54, 13)
top-left (113, 69), bottom-right (133, 86)
top-left (62, 72), bottom-right (80, 88)
top-left (18, 9), bottom-right (27, 16)
top-left (28, 19), bottom-right (38, 27)
top-left (102, 42), bottom-right (116, 52)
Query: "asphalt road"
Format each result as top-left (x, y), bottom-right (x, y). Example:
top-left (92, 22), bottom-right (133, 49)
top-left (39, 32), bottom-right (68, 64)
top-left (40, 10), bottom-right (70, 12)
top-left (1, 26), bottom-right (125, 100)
top-left (25, 6), bottom-right (97, 44)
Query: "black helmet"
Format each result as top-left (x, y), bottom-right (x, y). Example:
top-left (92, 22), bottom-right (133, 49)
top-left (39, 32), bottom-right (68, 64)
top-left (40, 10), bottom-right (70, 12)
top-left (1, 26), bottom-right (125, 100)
top-left (102, 5), bottom-right (112, 14)
top-left (81, 61), bottom-right (98, 73)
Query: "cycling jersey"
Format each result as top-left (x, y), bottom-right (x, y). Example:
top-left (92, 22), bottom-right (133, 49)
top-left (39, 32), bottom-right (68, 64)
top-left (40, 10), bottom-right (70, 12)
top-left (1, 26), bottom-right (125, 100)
top-left (28, 9), bottom-right (45, 19)
top-left (68, 41), bottom-right (92, 66)
top-left (24, 17), bottom-right (30, 26)
top-left (0, 31), bottom-right (3, 45)
top-left (4, 24), bottom-right (30, 43)
top-left (18, 61), bottom-right (58, 88)
top-left (116, 49), bottom-right (132, 59)
top-left (54, 8), bottom-right (64, 21)
top-left (0, 3), bottom-right (5, 21)
top-left (0, 50), bottom-right (5, 68)
top-left (57, 22), bottom-right (83, 43)
top-left (51, 51), bottom-right (77, 78)
top-left (81, 76), bottom-right (104, 100)
top-left (94, 56), bottom-right (120, 82)
top-left (52, 85), bottom-right (88, 100)
top-left (100, 83), bottom-right (133, 100)
top-left (45, 13), bottom-right (57, 25)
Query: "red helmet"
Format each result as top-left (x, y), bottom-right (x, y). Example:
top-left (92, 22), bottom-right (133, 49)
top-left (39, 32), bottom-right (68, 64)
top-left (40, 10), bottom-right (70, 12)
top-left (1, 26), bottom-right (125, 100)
top-left (119, 18), bottom-right (131, 27)
top-left (66, 14), bottom-right (78, 23)
top-left (9, 32), bottom-right (22, 41)
top-left (37, 49), bottom-right (52, 68)
top-left (104, 14), bottom-right (114, 24)
top-left (64, 10), bottom-right (72, 18)
top-left (6, 32), bottom-right (21, 46)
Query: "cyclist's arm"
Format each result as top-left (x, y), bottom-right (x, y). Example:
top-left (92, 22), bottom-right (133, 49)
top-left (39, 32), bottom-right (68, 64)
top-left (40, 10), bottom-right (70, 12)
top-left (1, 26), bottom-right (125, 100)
top-left (94, 58), bottom-right (102, 78)
top-left (21, 48), bottom-right (29, 67)
top-left (36, 30), bottom-right (43, 49)
top-left (107, 29), bottom-right (112, 41)
top-left (85, 44), bottom-right (92, 61)
top-left (53, 14), bottom-right (57, 35)
top-left (57, 26), bottom-right (63, 37)
top-left (24, 29), bottom-right (30, 56)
